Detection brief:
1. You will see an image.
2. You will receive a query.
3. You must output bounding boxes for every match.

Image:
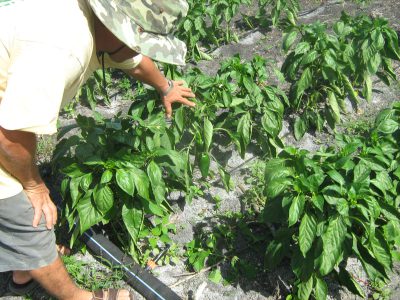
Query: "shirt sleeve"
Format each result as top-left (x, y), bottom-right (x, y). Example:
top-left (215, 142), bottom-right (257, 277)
top-left (104, 54), bottom-right (143, 70)
top-left (0, 44), bottom-right (68, 135)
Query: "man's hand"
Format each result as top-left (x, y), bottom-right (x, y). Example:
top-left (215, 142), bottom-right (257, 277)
top-left (161, 80), bottom-right (196, 118)
top-left (24, 182), bottom-right (57, 230)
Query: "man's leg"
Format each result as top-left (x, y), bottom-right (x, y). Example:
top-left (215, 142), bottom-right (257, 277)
top-left (28, 257), bottom-right (91, 300)
top-left (13, 270), bottom-right (32, 284)
top-left (19, 257), bottom-right (132, 300)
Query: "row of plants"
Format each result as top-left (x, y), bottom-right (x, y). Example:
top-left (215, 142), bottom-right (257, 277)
top-left (282, 12), bottom-right (400, 139)
top-left (186, 101), bottom-right (400, 299)
top-left (54, 53), bottom-right (288, 261)
top-left (177, 0), bottom-right (375, 61)
top-left (54, 3), bottom-right (400, 299)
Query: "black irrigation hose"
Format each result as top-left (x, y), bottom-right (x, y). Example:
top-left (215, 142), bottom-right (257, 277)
top-left (52, 192), bottom-right (181, 300)
top-left (81, 229), bottom-right (181, 300)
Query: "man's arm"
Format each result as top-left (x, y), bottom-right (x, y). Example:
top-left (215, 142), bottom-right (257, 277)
top-left (0, 127), bottom-right (57, 229)
top-left (124, 55), bottom-right (196, 118)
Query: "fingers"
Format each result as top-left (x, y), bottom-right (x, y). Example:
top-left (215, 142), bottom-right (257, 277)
top-left (175, 97), bottom-right (196, 107)
top-left (165, 102), bottom-right (172, 119)
top-left (42, 203), bottom-right (53, 230)
top-left (174, 80), bottom-right (185, 86)
top-left (32, 204), bottom-right (42, 228)
top-left (31, 198), bottom-right (55, 229)
top-left (25, 184), bottom-right (57, 230)
top-left (181, 90), bottom-right (196, 98)
top-left (162, 80), bottom-right (196, 117)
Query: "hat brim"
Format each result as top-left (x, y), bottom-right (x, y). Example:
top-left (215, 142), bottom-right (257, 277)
top-left (88, 0), bottom-right (187, 65)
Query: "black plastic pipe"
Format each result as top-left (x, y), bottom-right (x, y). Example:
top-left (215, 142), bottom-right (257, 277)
top-left (52, 191), bottom-right (181, 300)
top-left (81, 228), bottom-right (181, 300)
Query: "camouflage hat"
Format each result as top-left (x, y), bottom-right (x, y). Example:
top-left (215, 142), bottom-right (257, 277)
top-left (88, 0), bottom-right (189, 65)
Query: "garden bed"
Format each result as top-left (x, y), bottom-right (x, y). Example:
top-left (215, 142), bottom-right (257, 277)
top-left (1, 0), bottom-right (400, 299)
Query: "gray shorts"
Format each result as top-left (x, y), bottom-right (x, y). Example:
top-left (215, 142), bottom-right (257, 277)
top-left (0, 191), bottom-right (58, 272)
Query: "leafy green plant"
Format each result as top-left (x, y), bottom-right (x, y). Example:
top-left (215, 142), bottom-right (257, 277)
top-left (184, 102), bottom-right (400, 297)
top-left (185, 211), bottom-right (267, 283)
top-left (54, 96), bottom-right (192, 262)
top-left (281, 13), bottom-right (400, 139)
top-left (165, 55), bottom-right (286, 189)
top-left (262, 101), bottom-right (400, 299)
top-left (257, 0), bottom-right (299, 28)
top-left (76, 69), bottom-right (112, 110)
top-left (176, 0), bottom-right (252, 61)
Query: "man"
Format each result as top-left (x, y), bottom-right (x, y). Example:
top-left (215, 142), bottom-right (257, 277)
top-left (0, 0), bottom-right (195, 299)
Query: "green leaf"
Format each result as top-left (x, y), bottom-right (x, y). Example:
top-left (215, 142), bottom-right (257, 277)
top-left (218, 167), bottom-right (234, 191)
top-left (328, 91), bottom-right (340, 123)
top-left (174, 107), bottom-right (184, 134)
top-left (312, 195), bottom-right (324, 212)
top-left (327, 170), bottom-right (345, 186)
top-left (336, 198), bottom-right (349, 216)
top-left (140, 198), bottom-right (165, 217)
top-left (296, 68), bottom-right (312, 99)
top-left (265, 158), bottom-right (291, 183)
top-left (77, 193), bottom-right (102, 234)
top-left (354, 162), bottom-right (371, 183)
top-left (314, 277), bottom-right (328, 300)
top-left (299, 212), bottom-right (317, 257)
top-left (363, 75), bottom-right (372, 102)
top-left (237, 113), bottom-right (252, 148)
top-left (370, 231), bottom-right (392, 271)
top-left (101, 170), bottom-right (113, 184)
top-left (324, 51), bottom-right (337, 69)
top-left (191, 251), bottom-right (209, 272)
top-left (154, 148), bottom-right (185, 177)
top-left (376, 119), bottom-right (398, 134)
top-left (62, 163), bottom-right (85, 178)
top-left (199, 153), bottom-right (211, 178)
top-left (342, 75), bottom-right (359, 105)
top-left (394, 166), bottom-right (400, 180)
top-left (319, 215), bottom-right (347, 276)
top-left (78, 174), bottom-right (92, 191)
top-left (203, 118), bottom-right (213, 152)
top-left (122, 203), bottom-right (143, 244)
top-left (208, 269), bottom-right (222, 283)
top-left (337, 267), bottom-right (366, 298)
top-left (295, 42), bottom-right (310, 55)
top-left (298, 276), bottom-right (313, 300)
top-left (147, 161), bottom-right (166, 204)
top-left (371, 171), bottom-right (393, 194)
top-left (131, 166), bottom-right (150, 200)
top-left (367, 52), bottom-right (382, 74)
top-left (261, 110), bottom-right (281, 137)
top-left (93, 184), bottom-right (114, 214)
top-left (301, 50), bottom-right (318, 65)
top-left (294, 116), bottom-right (307, 140)
top-left (265, 178), bottom-right (292, 198)
top-left (243, 76), bottom-right (254, 93)
top-left (333, 21), bottom-right (345, 35)
top-left (116, 169), bottom-right (135, 196)
top-left (288, 194), bottom-right (305, 227)
top-left (283, 30), bottom-right (298, 52)
top-left (353, 235), bottom-right (388, 281)
top-left (322, 185), bottom-right (343, 205)
top-left (70, 177), bottom-right (82, 208)
top-left (373, 31), bottom-right (385, 51)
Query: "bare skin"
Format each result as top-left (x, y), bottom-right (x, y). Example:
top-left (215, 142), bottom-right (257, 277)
top-left (1, 12), bottom-right (196, 300)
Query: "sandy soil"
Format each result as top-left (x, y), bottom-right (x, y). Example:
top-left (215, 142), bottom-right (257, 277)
top-left (1, 0), bottom-right (399, 299)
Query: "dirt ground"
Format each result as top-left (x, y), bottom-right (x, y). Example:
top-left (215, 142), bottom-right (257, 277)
top-left (1, 0), bottom-right (400, 299)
